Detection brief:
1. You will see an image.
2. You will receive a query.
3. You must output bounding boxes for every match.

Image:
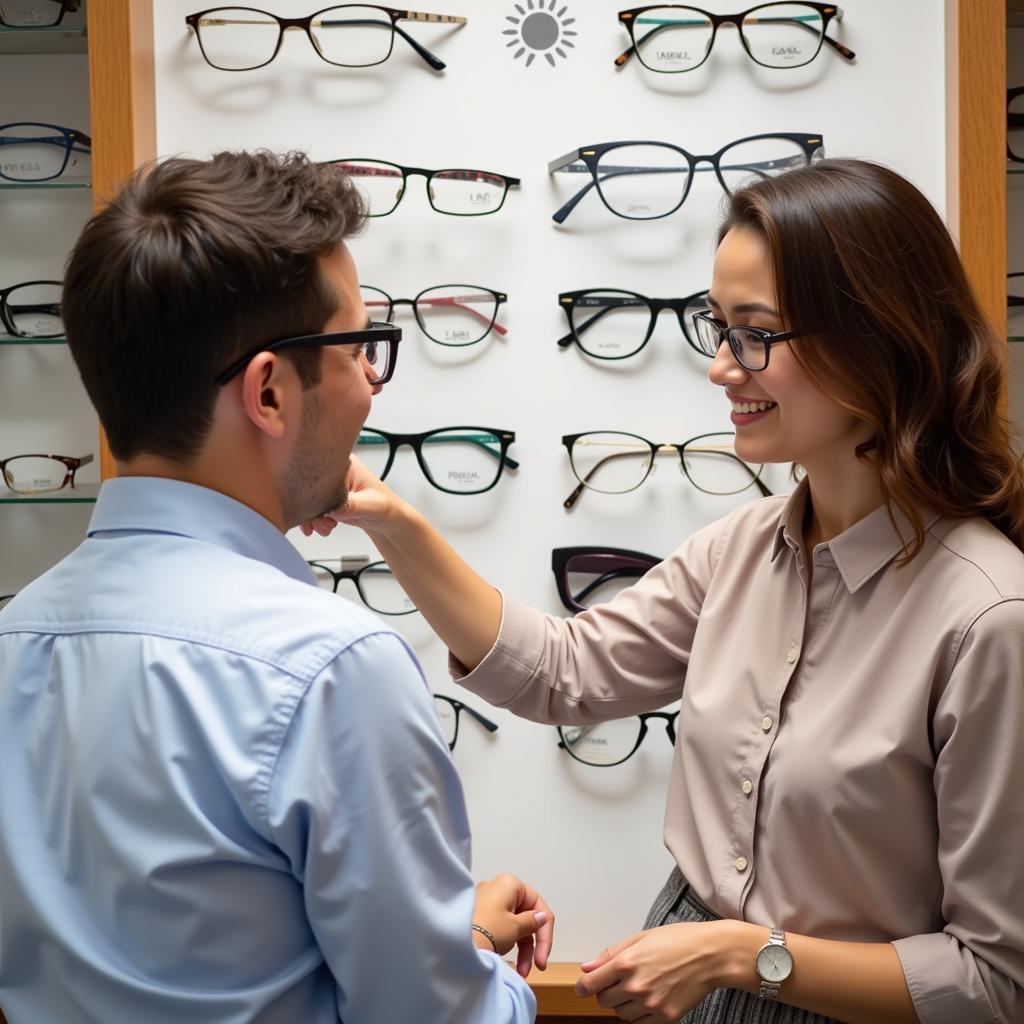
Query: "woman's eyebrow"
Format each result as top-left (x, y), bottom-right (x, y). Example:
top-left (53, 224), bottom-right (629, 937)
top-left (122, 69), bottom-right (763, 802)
top-left (706, 297), bottom-right (780, 317)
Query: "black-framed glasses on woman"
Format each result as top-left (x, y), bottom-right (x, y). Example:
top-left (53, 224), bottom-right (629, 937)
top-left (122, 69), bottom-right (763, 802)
top-left (308, 555), bottom-right (416, 615)
top-left (691, 309), bottom-right (795, 371)
top-left (356, 427), bottom-right (517, 494)
top-left (433, 695), bottom-right (498, 752)
top-left (327, 159), bottom-right (520, 217)
top-left (185, 6), bottom-right (466, 72)
top-left (1, 453), bottom-right (93, 495)
top-left (551, 546), bottom-right (660, 614)
top-left (1008, 87), bottom-right (1024, 164)
top-left (213, 322), bottom-right (400, 386)
top-left (558, 711), bottom-right (678, 767)
top-left (547, 132), bottom-right (823, 223)
top-left (562, 430), bottom-right (770, 510)
top-left (0, 0), bottom-right (79, 27)
top-left (0, 280), bottom-right (62, 338)
top-left (615, 3), bottom-right (855, 74)
top-left (0, 122), bottom-right (91, 183)
top-left (558, 288), bottom-right (708, 360)
top-left (361, 285), bottom-right (507, 347)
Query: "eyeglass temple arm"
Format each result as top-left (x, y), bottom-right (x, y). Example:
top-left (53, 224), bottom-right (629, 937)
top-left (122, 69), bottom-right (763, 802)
top-left (363, 294), bottom-right (507, 335)
top-left (564, 448), bottom-right (653, 510)
top-left (4, 302), bottom-right (62, 316)
top-left (557, 724), bottom-right (595, 750)
top-left (557, 304), bottom-right (617, 347)
top-left (308, 15), bottom-right (449, 70)
top-left (550, 162), bottom-right (686, 225)
top-left (0, 131), bottom-right (91, 154)
top-left (422, 433), bottom-right (520, 470)
top-left (459, 701), bottom-right (500, 733)
top-left (685, 445), bottom-right (773, 497)
top-left (572, 568), bottom-right (645, 606)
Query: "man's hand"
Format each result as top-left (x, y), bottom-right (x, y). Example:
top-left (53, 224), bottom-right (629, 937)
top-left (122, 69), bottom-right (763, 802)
top-left (575, 922), bottom-right (740, 1022)
top-left (473, 873), bottom-right (556, 978)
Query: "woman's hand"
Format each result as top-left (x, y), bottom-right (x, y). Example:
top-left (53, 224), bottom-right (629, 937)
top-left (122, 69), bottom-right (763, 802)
top-left (575, 921), bottom-right (745, 1022)
top-left (300, 455), bottom-right (413, 539)
top-left (473, 873), bottom-right (556, 978)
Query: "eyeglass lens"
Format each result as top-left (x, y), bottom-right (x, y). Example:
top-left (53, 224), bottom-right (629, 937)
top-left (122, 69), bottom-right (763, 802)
top-left (1, 282), bottom-right (63, 338)
top-left (632, 3), bottom-right (826, 73)
top-left (309, 558), bottom-right (416, 615)
top-left (0, 123), bottom-right (79, 182)
top-left (562, 552), bottom-right (658, 610)
top-left (361, 285), bottom-right (501, 346)
top-left (693, 315), bottom-right (770, 370)
top-left (2, 456), bottom-right (70, 494)
top-left (337, 161), bottom-right (508, 216)
top-left (1010, 91), bottom-right (1024, 162)
top-left (567, 290), bottom-right (706, 357)
top-left (0, 1), bottom-right (69, 27)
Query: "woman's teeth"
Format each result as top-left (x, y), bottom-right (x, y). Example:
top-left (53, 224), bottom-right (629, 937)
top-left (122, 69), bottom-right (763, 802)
top-left (731, 400), bottom-right (777, 414)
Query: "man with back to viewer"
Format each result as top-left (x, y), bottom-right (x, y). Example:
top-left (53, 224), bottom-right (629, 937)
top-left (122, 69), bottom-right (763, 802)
top-left (0, 150), bottom-right (552, 1023)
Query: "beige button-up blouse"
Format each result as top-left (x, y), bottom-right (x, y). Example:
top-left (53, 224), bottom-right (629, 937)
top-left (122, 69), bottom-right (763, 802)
top-left (452, 481), bottom-right (1024, 1023)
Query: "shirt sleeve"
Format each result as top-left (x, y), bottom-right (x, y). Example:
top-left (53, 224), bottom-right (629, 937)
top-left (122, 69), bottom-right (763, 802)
top-left (450, 512), bottom-right (729, 724)
top-left (892, 599), bottom-right (1024, 1024)
top-left (264, 630), bottom-right (535, 1024)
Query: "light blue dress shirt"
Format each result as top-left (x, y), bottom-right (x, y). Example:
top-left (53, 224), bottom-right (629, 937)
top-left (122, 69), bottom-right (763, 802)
top-left (0, 478), bottom-right (535, 1024)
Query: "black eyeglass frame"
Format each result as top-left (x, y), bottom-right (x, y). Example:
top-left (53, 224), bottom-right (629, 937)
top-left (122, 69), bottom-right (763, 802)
top-left (557, 711), bottom-right (679, 767)
top-left (0, 122), bottom-right (92, 183)
top-left (0, 453), bottom-right (94, 494)
top-left (327, 158), bottom-right (521, 217)
top-left (184, 5), bottom-right (466, 72)
top-left (691, 309), bottom-right (795, 371)
top-left (433, 694), bottom-right (499, 752)
top-left (547, 133), bottom-right (824, 224)
top-left (214, 322), bottom-right (401, 386)
top-left (557, 287), bottom-right (709, 359)
top-left (551, 545), bottom-right (661, 614)
top-left (361, 284), bottom-right (508, 346)
top-left (615, 2), bottom-right (855, 73)
top-left (0, 0), bottom-right (80, 27)
top-left (0, 279), bottom-right (62, 339)
top-left (358, 426), bottom-right (518, 495)
top-left (307, 556), bottom-right (416, 615)
top-left (1010, 88), bottom-right (1024, 164)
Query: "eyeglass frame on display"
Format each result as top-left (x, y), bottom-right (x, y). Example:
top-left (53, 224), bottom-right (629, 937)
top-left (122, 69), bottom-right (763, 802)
top-left (547, 132), bottom-right (824, 223)
top-left (1008, 87), bottom-right (1024, 164)
top-left (0, 122), bottom-right (91, 183)
top-left (327, 159), bottom-right (521, 217)
top-left (691, 308), bottom-right (796, 371)
top-left (0, 594), bottom-right (15, 609)
top-left (557, 710), bottom-right (679, 767)
top-left (614, 2), bottom-right (854, 73)
top-left (357, 426), bottom-right (518, 495)
top-left (432, 694), bottom-right (499, 752)
top-left (0, 0), bottom-right (80, 28)
top-left (551, 545), bottom-right (661, 614)
top-left (307, 554), bottom-right (416, 615)
top-left (558, 287), bottom-right (709, 360)
top-left (561, 429), bottom-right (772, 510)
top-left (362, 284), bottom-right (508, 346)
top-left (184, 5), bottom-right (466, 72)
top-left (1010, 273), bottom-right (1023, 307)
top-left (0, 453), bottom-right (94, 495)
top-left (213, 322), bottom-right (400, 386)
top-left (0, 279), bottom-right (62, 338)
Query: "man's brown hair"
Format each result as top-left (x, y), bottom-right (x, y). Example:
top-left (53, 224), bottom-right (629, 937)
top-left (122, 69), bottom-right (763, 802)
top-left (62, 150), bottom-right (367, 462)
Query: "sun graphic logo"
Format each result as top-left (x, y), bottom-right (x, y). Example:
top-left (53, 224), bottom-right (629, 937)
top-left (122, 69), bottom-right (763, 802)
top-left (503, 1), bottom-right (577, 68)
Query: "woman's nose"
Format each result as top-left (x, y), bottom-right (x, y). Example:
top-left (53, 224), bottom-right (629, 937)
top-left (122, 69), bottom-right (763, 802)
top-left (707, 340), bottom-right (750, 387)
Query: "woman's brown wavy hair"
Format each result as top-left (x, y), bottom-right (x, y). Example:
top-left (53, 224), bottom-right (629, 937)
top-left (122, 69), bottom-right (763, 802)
top-left (719, 158), bottom-right (1024, 560)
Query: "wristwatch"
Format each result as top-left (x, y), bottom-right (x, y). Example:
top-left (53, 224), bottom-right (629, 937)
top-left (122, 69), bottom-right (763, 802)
top-left (755, 927), bottom-right (793, 1000)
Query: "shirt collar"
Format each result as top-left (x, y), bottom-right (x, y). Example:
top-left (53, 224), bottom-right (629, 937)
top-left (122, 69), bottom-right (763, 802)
top-left (87, 477), bottom-right (316, 586)
top-left (769, 477), bottom-right (941, 593)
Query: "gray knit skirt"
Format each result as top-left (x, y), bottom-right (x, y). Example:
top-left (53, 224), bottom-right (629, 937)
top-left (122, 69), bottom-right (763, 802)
top-left (644, 868), bottom-right (842, 1024)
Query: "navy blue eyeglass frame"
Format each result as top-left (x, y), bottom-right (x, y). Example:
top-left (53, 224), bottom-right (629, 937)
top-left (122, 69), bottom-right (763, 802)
top-left (547, 132), bottom-right (824, 223)
top-left (214, 322), bottom-right (401, 386)
top-left (0, 122), bottom-right (92, 182)
top-left (0, 0), bottom-right (79, 27)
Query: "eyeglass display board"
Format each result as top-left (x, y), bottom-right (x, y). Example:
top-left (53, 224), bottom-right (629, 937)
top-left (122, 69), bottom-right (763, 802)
top-left (147, 0), bottom-right (949, 960)
top-left (1006, 15), bottom-right (1024, 427)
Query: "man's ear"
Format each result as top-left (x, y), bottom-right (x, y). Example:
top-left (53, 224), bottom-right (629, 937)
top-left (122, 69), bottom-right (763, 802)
top-left (239, 352), bottom-right (290, 440)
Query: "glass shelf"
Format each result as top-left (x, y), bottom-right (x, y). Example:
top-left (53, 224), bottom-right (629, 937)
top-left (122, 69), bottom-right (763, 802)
top-left (0, 23), bottom-right (87, 56)
top-left (0, 483), bottom-right (99, 504)
top-left (0, 179), bottom-right (90, 190)
top-left (0, 336), bottom-right (66, 346)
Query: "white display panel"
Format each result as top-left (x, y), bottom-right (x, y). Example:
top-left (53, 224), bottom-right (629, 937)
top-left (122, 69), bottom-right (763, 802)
top-left (147, 0), bottom-right (947, 959)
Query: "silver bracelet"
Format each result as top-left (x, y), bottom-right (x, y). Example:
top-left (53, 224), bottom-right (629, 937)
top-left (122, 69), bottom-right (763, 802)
top-left (471, 923), bottom-right (498, 952)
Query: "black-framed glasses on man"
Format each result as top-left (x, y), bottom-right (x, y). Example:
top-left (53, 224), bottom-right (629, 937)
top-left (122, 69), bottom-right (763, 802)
top-left (561, 430), bottom-right (770, 510)
top-left (327, 159), bottom-right (520, 217)
top-left (0, 0), bottom-right (79, 27)
top-left (615, 3), bottom-right (855, 74)
top-left (213, 322), bottom-right (400, 386)
top-left (433, 694), bottom-right (498, 751)
top-left (0, 122), bottom-right (91, 183)
top-left (551, 546), bottom-right (661, 614)
top-left (691, 309), bottom-right (795, 371)
top-left (1008, 87), bottom-right (1024, 164)
top-left (558, 711), bottom-right (678, 767)
top-left (356, 426), bottom-right (518, 495)
top-left (308, 554), bottom-right (416, 615)
top-left (361, 284), bottom-right (507, 347)
top-left (1, 453), bottom-right (93, 495)
top-left (185, 6), bottom-right (467, 71)
top-left (558, 288), bottom-right (708, 360)
top-left (547, 133), bottom-right (823, 223)
top-left (0, 280), bottom-right (62, 338)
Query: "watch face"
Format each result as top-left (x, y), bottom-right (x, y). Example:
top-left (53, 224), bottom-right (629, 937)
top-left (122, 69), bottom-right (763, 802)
top-left (756, 944), bottom-right (793, 983)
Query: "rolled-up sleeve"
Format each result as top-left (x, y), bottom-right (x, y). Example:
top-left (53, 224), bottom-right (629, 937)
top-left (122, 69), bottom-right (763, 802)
top-left (892, 599), bottom-right (1024, 1023)
top-left (450, 513), bottom-right (728, 725)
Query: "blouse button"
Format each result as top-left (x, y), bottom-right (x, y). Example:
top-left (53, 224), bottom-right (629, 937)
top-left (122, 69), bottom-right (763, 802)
top-left (741, 779), bottom-right (753, 796)
top-left (735, 857), bottom-right (748, 872)
top-left (786, 648), bottom-right (798, 664)
top-left (761, 716), bottom-right (773, 732)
